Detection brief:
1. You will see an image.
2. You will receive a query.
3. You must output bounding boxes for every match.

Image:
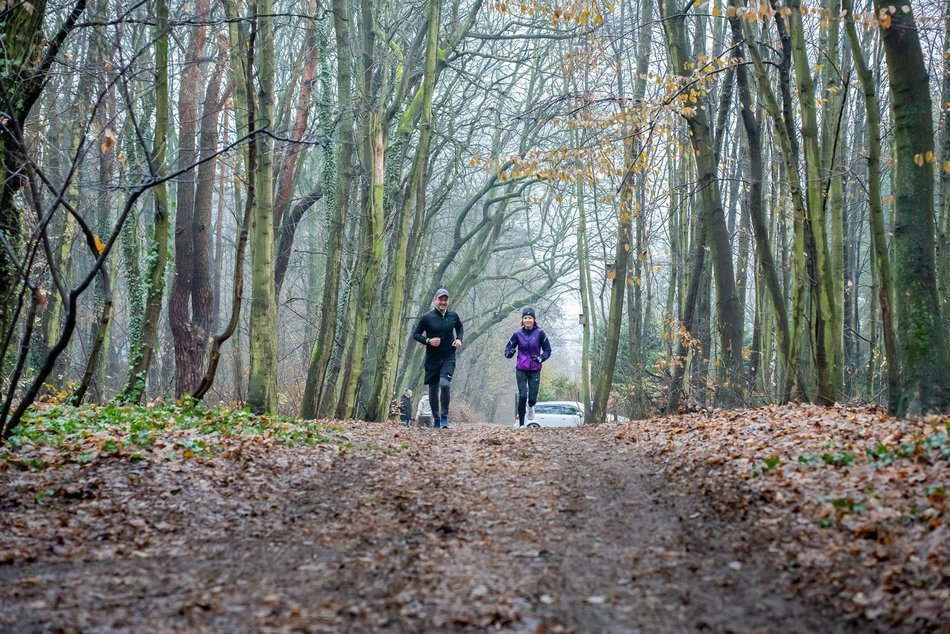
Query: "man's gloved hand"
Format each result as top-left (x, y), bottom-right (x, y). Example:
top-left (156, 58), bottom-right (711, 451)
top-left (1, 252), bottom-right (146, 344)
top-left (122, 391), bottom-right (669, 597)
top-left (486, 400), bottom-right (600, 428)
top-left (531, 355), bottom-right (542, 363)
top-left (504, 350), bottom-right (515, 359)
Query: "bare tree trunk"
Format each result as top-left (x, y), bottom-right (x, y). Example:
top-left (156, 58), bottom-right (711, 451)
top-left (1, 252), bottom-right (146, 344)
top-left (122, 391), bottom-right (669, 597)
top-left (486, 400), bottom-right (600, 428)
top-left (843, 0), bottom-right (900, 412)
top-left (820, 1), bottom-right (848, 400)
top-left (577, 174), bottom-right (594, 417)
top-left (939, 0), bottom-right (950, 323)
top-left (246, 0), bottom-right (280, 413)
top-left (662, 0), bottom-right (744, 406)
top-left (223, 0), bottom-right (251, 405)
top-left (119, 0), bottom-right (169, 403)
top-left (301, 0), bottom-right (355, 418)
top-left (75, 33), bottom-right (119, 403)
top-left (625, 0), bottom-right (653, 420)
top-left (273, 0), bottom-right (319, 294)
top-left (590, 154), bottom-right (632, 423)
top-left (210, 163), bottom-right (227, 334)
top-left (194, 14), bottom-right (258, 403)
top-left (874, 0), bottom-right (950, 415)
top-left (168, 0), bottom-right (212, 396)
top-left (189, 48), bottom-right (227, 350)
top-left (743, 11), bottom-right (809, 401)
top-left (843, 111), bottom-right (864, 398)
top-left (729, 11), bottom-right (796, 402)
top-left (44, 58), bottom-right (91, 386)
top-left (787, 0), bottom-right (839, 404)
top-left (337, 0), bottom-right (392, 419)
top-left (666, 210), bottom-right (707, 414)
top-left (363, 0), bottom-right (443, 421)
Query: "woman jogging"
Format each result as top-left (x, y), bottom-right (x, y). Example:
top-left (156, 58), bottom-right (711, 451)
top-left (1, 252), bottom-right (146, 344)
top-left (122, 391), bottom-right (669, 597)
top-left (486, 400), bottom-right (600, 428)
top-left (504, 306), bottom-right (552, 427)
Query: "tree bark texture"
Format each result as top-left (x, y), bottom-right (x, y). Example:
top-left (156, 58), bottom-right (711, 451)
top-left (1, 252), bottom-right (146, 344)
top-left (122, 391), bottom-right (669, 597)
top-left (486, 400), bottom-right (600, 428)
top-left (301, 0), bottom-right (355, 418)
top-left (787, 0), bottom-right (840, 404)
top-left (843, 0), bottom-right (901, 413)
top-left (875, 0), bottom-right (950, 415)
top-left (119, 0), bottom-right (170, 403)
top-left (246, 0), bottom-right (280, 413)
top-left (169, 0), bottom-right (214, 397)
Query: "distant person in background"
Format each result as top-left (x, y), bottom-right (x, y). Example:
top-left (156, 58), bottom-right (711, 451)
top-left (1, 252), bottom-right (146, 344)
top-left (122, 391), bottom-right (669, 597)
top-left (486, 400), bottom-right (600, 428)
top-left (400, 388), bottom-right (413, 426)
top-left (413, 288), bottom-right (464, 429)
top-left (416, 394), bottom-right (433, 427)
top-left (504, 306), bottom-right (552, 427)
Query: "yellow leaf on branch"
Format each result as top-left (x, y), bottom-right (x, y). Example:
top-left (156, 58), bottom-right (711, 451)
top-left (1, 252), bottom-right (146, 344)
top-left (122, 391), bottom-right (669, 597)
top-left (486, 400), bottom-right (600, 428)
top-left (100, 128), bottom-right (117, 153)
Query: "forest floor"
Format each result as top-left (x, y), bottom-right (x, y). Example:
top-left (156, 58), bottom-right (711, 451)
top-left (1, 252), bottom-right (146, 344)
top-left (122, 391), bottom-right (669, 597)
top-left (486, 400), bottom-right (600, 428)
top-left (0, 403), bottom-right (946, 633)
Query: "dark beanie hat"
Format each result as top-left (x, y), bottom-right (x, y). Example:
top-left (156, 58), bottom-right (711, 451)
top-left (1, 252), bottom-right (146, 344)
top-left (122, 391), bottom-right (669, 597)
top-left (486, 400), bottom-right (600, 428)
top-left (522, 306), bottom-right (536, 318)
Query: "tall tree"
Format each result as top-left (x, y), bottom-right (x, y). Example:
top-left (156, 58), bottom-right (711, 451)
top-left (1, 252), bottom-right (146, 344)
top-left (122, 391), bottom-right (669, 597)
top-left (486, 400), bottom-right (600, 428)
top-left (842, 0), bottom-right (900, 413)
top-left (728, 4), bottom-right (798, 402)
top-left (661, 0), bottom-right (744, 406)
top-left (119, 0), bottom-right (171, 403)
top-left (246, 0), bottom-right (279, 413)
top-left (336, 0), bottom-right (391, 419)
top-left (169, 11), bottom-right (226, 397)
top-left (939, 0), bottom-right (950, 323)
top-left (874, 0), bottom-right (950, 415)
top-left (301, 0), bottom-right (356, 418)
top-left (787, 0), bottom-right (841, 404)
top-left (742, 11), bottom-right (810, 401)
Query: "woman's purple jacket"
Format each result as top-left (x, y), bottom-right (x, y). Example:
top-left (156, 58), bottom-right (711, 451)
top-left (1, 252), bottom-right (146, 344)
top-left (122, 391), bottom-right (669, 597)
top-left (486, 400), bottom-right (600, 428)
top-left (504, 327), bottom-right (552, 371)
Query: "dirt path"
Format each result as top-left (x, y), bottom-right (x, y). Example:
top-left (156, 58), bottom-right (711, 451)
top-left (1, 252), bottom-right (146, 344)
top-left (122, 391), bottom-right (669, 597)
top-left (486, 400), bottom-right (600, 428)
top-left (0, 422), bottom-right (863, 632)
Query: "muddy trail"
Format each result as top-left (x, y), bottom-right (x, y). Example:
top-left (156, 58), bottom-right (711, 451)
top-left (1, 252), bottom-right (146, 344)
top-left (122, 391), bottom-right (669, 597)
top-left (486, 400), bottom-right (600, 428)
top-left (0, 420), bottom-right (886, 632)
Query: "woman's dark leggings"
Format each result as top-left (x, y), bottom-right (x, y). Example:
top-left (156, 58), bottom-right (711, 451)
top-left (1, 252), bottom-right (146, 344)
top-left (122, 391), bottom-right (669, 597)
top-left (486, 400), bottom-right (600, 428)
top-left (516, 370), bottom-right (541, 424)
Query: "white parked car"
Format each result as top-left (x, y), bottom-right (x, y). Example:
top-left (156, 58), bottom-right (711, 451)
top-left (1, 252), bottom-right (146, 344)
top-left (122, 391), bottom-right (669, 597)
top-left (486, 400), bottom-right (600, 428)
top-left (521, 401), bottom-right (584, 428)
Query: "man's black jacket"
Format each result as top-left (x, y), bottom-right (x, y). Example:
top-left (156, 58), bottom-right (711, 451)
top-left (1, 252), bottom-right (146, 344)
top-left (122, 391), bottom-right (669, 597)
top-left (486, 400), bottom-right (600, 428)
top-left (413, 309), bottom-right (464, 358)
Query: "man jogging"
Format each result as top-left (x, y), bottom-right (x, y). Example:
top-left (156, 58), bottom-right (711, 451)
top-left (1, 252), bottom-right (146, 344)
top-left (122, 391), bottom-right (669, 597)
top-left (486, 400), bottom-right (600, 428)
top-left (413, 288), bottom-right (463, 429)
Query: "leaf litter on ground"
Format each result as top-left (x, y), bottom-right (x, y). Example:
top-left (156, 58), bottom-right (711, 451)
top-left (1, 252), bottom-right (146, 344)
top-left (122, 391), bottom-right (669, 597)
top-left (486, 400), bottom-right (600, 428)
top-left (613, 402), bottom-right (948, 629)
top-left (0, 401), bottom-right (945, 632)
